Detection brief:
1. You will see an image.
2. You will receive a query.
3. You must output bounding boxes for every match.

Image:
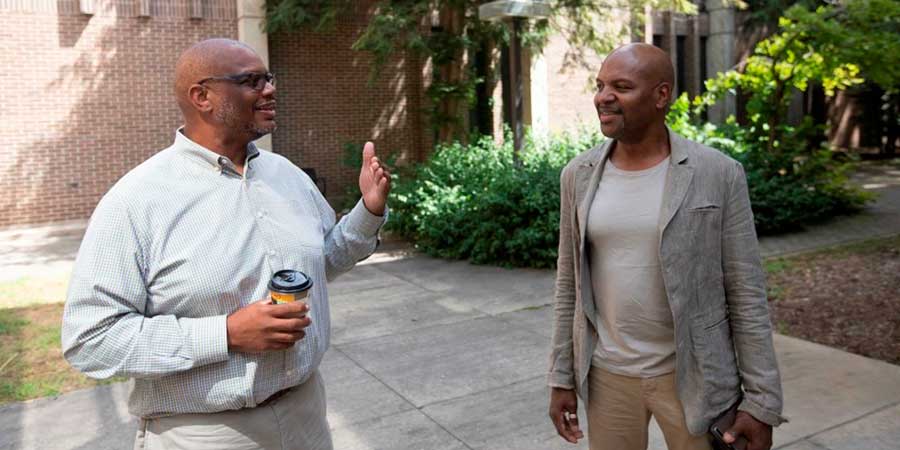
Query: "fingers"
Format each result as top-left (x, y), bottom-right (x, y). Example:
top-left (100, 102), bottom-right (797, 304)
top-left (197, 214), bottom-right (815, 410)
top-left (268, 301), bottom-right (310, 318)
top-left (549, 392), bottom-right (582, 444)
top-left (267, 317), bottom-right (311, 333)
top-left (549, 408), bottom-right (571, 442)
top-left (725, 421), bottom-right (748, 445)
top-left (565, 411), bottom-right (584, 439)
top-left (362, 141), bottom-right (375, 165)
top-left (269, 330), bottom-right (306, 345)
top-left (563, 411), bottom-right (584, 443)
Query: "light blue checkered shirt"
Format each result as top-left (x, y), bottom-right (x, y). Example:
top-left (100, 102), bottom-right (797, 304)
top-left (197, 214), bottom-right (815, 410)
top-left (62, 130), bottom-right (385, 418)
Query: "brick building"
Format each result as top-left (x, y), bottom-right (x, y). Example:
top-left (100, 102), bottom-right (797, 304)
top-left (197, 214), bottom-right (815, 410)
top-left (0, 0), bottom-right (430, 228)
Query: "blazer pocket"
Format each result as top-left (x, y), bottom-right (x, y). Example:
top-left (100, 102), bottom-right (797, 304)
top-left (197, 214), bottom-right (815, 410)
top-left (687, 203), bottom-right (721, 213)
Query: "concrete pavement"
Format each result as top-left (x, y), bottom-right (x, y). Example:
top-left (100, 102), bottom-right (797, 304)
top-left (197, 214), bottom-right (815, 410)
top-left (3, 251), bottom-right (900, 450)
top-left (1, 161), bottom-right (899, 450)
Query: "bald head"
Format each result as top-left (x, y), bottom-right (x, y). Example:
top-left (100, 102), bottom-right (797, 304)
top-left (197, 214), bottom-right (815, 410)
top-left (174, 38), bottom-right (259, 113)
top-left (594, 43), bottom-right (675, 141)
top-left (605, 43), bottom-right (675, 89)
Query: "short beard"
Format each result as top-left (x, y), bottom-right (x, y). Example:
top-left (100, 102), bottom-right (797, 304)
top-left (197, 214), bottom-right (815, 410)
top-left (215, 100), bottom-right (275, 141)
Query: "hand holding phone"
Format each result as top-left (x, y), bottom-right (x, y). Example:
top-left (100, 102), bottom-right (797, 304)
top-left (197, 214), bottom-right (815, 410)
top-left (711, 403), bottom-right (774, 450)
top-left (709, 402), bottom-right (748, 450)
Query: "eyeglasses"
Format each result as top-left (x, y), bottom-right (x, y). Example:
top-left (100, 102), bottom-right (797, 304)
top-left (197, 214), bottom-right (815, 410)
top-left (197, 72), bottom-right (275, 91)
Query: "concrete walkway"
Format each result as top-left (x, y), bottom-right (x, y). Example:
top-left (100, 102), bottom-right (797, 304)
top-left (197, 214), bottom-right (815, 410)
top-left (1, 161), bottom-right (899, 450)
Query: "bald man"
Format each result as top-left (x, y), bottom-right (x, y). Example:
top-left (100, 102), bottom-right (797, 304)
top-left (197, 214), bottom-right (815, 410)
top-left (62, 38), bottom-right (390, 450)
top-left (547, 43), bottom-right (785, 450)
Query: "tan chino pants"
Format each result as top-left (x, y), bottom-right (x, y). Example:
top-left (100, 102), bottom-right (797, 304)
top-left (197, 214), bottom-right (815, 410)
top-left (587, 367), bottom-right (713, 450)
top-left (134, 371), bottom-right (332, 450)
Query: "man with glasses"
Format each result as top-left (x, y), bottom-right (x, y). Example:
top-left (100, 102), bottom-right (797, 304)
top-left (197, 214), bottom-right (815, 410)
top-left (62, 38), bottom-right (391, 450)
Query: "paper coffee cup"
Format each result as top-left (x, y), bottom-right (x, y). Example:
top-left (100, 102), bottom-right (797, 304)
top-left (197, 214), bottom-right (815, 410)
top-left (269, 269), bottom-right (313, 305)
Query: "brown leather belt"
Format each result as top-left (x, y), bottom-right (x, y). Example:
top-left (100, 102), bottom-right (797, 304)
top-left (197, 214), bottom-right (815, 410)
top-left (257, 387), bottom-right (293, 408)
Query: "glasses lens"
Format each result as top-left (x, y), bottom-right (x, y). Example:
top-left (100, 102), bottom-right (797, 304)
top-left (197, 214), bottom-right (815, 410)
top-left (260, 73), bottom-right (275, 90)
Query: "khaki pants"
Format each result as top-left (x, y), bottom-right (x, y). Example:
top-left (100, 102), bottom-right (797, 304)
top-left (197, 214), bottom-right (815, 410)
top-left (587, 367), bottom-right (712, 450)
top-left (134, 371), bottom-right (332, 450)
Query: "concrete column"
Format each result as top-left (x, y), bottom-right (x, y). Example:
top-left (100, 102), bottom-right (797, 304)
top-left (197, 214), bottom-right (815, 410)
top-left (237, 0), bottom-right (273, 150)
top-left (661, 11), bottom-right (678, 97)
top-left (705, 0), bottom-right (736, 123)
top-left (522, 48), bottom-right (549, 137)
top-left (643, 5), bottom-right (654, 43)
top-left (685, 15), bottom-right (702, 98)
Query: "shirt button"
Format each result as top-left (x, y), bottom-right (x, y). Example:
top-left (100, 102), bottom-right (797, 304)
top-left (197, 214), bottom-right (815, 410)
top-left (286, 369), bottom-right (294, 376)
top-left (257, 211), bottom-right (265, 219)
top-left (268, 250), bottom-right (276, 256)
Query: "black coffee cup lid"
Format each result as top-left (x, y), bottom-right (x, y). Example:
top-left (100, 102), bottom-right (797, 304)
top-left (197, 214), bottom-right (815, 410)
top-left (269, 269), bottom-right (313, 293)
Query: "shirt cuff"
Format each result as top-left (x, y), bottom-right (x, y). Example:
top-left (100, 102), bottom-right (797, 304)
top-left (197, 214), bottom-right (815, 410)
top-left (185, 315), bottom-right (230, 367)
top-left (547, 372), bottom-right (576, 390)
top-left (347, 199), bottom-right (388, 237)
top-left (738, 396), bottom-right (788, 427)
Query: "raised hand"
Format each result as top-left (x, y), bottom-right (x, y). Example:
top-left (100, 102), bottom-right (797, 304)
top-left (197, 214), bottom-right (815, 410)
top-left (358, 141), bottom-right (391, 216)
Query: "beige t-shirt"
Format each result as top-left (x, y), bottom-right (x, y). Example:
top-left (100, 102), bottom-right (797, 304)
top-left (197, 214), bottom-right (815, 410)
top-left (586, 156), bottom-right (675, 377)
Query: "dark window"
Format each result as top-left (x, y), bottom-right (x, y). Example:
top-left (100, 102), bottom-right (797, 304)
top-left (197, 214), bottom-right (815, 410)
top-left (700, 36), bottom-right (708, 94)
top-left (676, 35), bottom-right (686, 95)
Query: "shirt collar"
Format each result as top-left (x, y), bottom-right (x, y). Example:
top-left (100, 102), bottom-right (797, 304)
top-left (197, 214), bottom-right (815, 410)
top-left (174, 127), bottom-right (261, 173)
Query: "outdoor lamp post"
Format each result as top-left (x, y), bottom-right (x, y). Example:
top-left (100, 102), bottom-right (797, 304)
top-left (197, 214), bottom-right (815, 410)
top-left (479, 0), bottom-right (550, 157)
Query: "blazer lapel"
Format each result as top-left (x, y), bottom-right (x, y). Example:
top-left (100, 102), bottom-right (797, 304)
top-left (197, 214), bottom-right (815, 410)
top-left (659, 130), bottom-right (694, 233)
top-left (576, 141), bottom-right (613, 244)
top-left (574, 141), bottom-right (612, 328)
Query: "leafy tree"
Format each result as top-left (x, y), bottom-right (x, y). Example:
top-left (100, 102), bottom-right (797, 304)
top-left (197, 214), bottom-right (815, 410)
top-left (265, 0), bottom-right (696, 142)
top-left (676, 0), bottom-right (899, 232)
top-left (697, 0), bottom-right (899, 153)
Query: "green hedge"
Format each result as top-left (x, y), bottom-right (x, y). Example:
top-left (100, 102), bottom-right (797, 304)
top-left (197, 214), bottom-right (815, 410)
top-left (387, 131), bottom-right (600, 268)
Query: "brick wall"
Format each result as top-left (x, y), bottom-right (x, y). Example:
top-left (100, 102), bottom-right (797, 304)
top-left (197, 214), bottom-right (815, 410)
top-left (0, 0), bottom-right (431, 227)
top-left (0, 0), bottom-right (236, 227)
top-left (268, 1), bottom-right (431, 208)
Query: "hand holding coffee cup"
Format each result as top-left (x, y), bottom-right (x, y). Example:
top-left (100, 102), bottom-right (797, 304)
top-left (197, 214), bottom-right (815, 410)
top-left (225, 296), bottom-right (309, 355)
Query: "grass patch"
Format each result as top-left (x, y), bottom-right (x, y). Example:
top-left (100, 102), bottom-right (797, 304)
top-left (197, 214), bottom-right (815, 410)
top-left (0, 303), bottom-right (124, 405)
top-left (794, 234), bottom-right (900, 259)
top-left (764, 258), bottom-right (792, 275)
top-left (0, 273), bottom-right (70, 309)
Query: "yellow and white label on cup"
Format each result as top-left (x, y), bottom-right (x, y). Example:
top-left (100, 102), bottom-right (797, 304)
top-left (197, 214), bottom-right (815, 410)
top-left (270, 290), bottom-right (310, 304)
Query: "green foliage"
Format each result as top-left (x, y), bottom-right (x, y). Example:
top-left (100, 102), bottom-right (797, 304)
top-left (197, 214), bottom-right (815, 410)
top-left (668, 0), bottom-right (895, 233)
top-left (668, 95), bottom-right (871, 234)
top-left (387, 130), bottom-right (602, 267)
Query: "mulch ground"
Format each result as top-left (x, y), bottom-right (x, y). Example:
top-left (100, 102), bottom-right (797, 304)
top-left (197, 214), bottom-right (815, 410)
top-left (767, 235), bottom-right (900, 365)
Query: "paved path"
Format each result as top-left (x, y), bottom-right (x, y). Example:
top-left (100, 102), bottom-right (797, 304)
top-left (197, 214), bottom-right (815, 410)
top-left (1, 161), bottom-right (899, 450)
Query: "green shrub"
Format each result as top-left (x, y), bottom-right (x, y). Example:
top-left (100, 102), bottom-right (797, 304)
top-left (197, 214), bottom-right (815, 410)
top-left (387, 130), bottom-right (601, 268)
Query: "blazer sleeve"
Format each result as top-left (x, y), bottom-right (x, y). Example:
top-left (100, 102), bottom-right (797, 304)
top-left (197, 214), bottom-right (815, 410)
top-left (722, 161), bottom-right (788, 427)
top-left (548, 162), bottom-right (578, 389)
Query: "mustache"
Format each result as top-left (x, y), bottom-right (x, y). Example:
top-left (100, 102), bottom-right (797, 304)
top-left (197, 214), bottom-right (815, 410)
top-left (596, 107), bottom-right (622, 114)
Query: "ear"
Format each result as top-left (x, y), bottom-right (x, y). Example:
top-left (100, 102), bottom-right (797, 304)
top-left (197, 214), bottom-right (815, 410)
top-left (188, 85), bottom-right (213, 113)
top-left (656, 82), bottom-right (672, 110)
